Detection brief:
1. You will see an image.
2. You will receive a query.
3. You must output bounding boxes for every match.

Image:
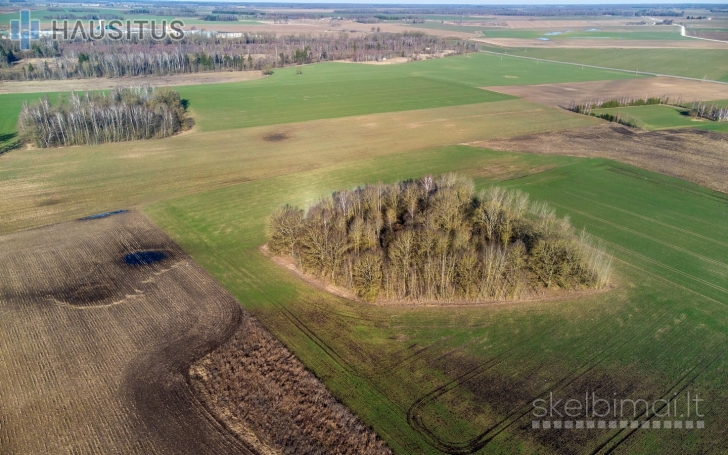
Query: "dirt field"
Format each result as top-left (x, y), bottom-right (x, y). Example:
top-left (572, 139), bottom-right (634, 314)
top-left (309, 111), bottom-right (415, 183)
top-left (472, 123), bottom-right (728, 193)
top-left (476, 37), bottom-right (728, 49)
top-left (0, 210), bottom-right (252, 454)
top-left (0, 71), bottom-right (264, 94)
top-left (486, 77), bottom-right (728, 109)
top-left (206, 20), bottom-right (477, 39)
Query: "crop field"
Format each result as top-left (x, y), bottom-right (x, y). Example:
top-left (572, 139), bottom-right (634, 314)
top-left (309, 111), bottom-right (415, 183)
top-left (145, 145), bottom-right (728, 454)
top-left (482, 47), bottom-right (728, 82)
top-left (473, 28), bottom-right (687, 41)
top-left (176, 54), bottom-right (637, 131)
top-left (2, 49), bottom-right (728, 454)
top-left (0, 210), bottom-right (253, 454)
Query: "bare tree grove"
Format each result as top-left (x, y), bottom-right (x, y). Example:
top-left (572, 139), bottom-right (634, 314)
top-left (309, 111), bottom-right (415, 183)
top-left (269, 174), bottom-right (612, 303)
top-left (17, 85), bottom-right (191, 147)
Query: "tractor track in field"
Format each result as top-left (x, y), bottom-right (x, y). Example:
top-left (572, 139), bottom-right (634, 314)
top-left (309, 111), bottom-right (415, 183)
top-left (594, 237), bottom-right (728, 299)
top-left (406, 308), bottom-right (675, 454)
top-left (557, 190), bottom-right (728, 250)
top-left (548, 201), bottom-right (728, 277)
top-left (591, 345), bottom-right (727, 454)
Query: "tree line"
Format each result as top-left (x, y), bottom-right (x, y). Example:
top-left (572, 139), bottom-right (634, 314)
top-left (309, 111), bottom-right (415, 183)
top-left (18, 85), bottom-right (191, 147)
top-left (569, 95), bottom-right (727, 125)
top-left (0, 32), bottom-right (474, 81)
top-left (568, 95), bottom-right (670, 115)
top-left (269, 174), bottom-right (612, 303)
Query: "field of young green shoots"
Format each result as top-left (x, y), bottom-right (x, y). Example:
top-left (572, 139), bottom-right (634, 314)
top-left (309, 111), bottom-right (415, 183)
top-left (593, 104), bottom-right (728, 132)
top-left (484, 47), bottom-right (728, 82)
top-left (146, 146), bottom-right (728, 454)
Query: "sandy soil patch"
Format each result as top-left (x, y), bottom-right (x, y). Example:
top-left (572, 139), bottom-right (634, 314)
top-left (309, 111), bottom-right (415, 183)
top-left (358, 56), bottom-right (410, 65)
top-left (485, 77), bottom-right (728, 109)
top-left (472, 123), bottom-right (728, 194)
top-left (0, 70), bottom-right (264, 94)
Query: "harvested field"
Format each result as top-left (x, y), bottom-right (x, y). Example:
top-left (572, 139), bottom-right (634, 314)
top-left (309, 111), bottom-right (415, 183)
top-left (471, 123), bottom-right (728, 193)
top-left (0, 71), bottom-right (264, 95)
top-left (0, 210), bottom-right (249, 454)
top-left (486, 77), bottom-right (728, 109)
top-left (0, 210), bottom-right (386, 454)
top-left (203, 20), bottom-right (477, 39)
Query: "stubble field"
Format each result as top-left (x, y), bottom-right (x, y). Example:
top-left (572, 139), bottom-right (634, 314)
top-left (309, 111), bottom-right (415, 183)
top-left (0, 211), bottom-right (252, 454)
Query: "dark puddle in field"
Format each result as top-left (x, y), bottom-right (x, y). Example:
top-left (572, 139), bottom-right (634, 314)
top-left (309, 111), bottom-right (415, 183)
top-left (263, 132), bottom-right (290, 142)
top-left (124, 251), bottom-right (168, 266)
top-left (80, 210), bottom-right (128, 220)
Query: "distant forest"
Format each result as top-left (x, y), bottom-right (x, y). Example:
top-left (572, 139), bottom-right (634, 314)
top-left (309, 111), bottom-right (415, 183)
top-left (0, 32), bottom-right (474, 81)
top-left (268, 174), bottom-right (612, 303)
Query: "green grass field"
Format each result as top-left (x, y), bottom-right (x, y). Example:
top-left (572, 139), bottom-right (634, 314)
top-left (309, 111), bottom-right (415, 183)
top-left (483, 47), bottom-right (728, 82)
top-left (145, 146), bottom-right (728, 454)
top-left (592, 104), bottom-right (728, 133)
top-left (175, 54), bottom-right (637, 131)
top-left (1, 49), bottom-right (727, 453)
top-left (0, 54), bottom-right (635, 135)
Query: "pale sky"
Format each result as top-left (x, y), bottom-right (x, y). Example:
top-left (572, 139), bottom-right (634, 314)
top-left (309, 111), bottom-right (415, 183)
top-left (202, 0), bottom-right (724, 4)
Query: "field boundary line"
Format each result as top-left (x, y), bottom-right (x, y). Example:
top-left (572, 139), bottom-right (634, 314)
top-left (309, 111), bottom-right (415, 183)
top-left (595, 238), bottom-right (728, 306)
top-left (479, 49), bottom-right (728, 85)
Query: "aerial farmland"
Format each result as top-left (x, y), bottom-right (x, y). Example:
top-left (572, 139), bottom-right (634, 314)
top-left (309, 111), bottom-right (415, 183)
top-left (1, 2), bottom-right (728, 454)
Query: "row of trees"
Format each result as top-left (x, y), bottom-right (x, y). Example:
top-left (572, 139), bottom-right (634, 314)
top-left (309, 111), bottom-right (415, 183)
top-left (0, 32), bottom-right (474, 80)
top-left (199, 14), bottom-right (239, 22)
top-left (269, 174), bottom-right (611, 303)
top-left (569, 96), bottom-right (726, 124)
top-left (568, 95), bottom-right (670, 115)
top-left (18, 85), bottom-right (191, 147)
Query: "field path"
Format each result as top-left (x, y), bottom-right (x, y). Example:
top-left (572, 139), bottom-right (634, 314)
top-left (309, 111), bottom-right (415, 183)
top-left (0, 70), bottom-right (264, 94)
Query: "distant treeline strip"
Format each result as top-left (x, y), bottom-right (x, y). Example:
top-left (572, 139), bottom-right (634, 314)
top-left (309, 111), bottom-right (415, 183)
top-left (1, 32), bottom-right (472, 81)
top-left (269, 174), bottom-right (611, 303)
top-left (569, 95), bottom-right (728, 125)
top-left (18, 86), bottom-right (192, 147)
